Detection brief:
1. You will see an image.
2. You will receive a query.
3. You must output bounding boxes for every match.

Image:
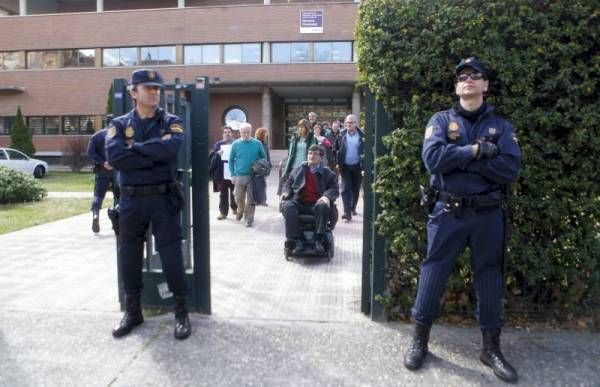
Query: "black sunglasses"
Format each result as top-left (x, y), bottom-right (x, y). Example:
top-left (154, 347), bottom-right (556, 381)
top-left (456, 72), bottom-right (484, 82)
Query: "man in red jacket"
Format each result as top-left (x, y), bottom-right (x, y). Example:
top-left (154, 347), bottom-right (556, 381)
top-left (281, 145), bottom-right (339, 255)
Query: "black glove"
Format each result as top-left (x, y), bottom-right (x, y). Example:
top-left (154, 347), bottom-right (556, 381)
top-left (475, 141), bottom-right (499, 159)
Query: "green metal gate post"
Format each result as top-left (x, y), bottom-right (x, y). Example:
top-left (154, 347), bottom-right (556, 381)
top-left (190, 77), bottom-right (211, 314)
top-left (362, 89), bottom-right (393, 321)
top-left (361, 89), bottom-right (375, 316)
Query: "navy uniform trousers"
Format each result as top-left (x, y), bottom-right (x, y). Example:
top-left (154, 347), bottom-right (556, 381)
top-left (118, 192), bottom-right (187, 298)
top-left (412, 201), bottom-right (504, 330)
top-left (92, 170), bottom-right (119, 211)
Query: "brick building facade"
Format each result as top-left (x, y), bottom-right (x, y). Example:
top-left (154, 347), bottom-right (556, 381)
top-left (0, 0), bottom-right (360, 159)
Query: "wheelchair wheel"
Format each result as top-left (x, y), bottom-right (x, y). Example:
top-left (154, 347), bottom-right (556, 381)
top-left (284, 243), bottom-right (293, 261)
top-left (326, 234), bottom-right (335, 260)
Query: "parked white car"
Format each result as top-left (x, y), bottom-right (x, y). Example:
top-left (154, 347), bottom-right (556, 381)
top-left (0, 147), bottom-right (48, 178)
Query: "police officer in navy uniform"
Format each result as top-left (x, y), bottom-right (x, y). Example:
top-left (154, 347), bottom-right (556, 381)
top-left (87, 114), bottom-right (120, 233)
top-left (106, 69), bottom-right (191, 340)
top-left (404, 57), bottom-right (521, 383)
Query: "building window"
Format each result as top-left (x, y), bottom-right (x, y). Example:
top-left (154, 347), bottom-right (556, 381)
top-left (222, 106), bottom-right (248, 130)
top-left (271, 43), bottom-right (291, 63)
top-left (27, 116), bottom-right (60, 135)
top-left (314, 42), bottom-right (352, 62)
top-left (291, 42), bottom-right (310, 63)
top-left (103, 47), bottom-right (138, 67)
top-left (140, 46), bottom-right (176, 66)
top-left (272, 41), bottom-right (354, 63)
top-left (0, 117), bottom-right (15, 134)
top-left (0, 52), bottom-right (25, 70)
top-left (271, 42), bottom-right (311, 63)
top-left (184, 45), bottom-right (220, 65)
top-left (27, 51), bottom-right (61, 69)
top-left (62, 49), bottom-right (95, 68)
top-left (202, 45), bottom-right (220, 64)
top-left (63, 116), bottom-right (96, 134)
top-left (224, 43), bottom-right (261, 64)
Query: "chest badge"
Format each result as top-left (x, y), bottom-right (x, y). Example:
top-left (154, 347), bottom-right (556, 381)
top-left (125, 126), bottom-right (135, 138)
top-left (447, 121), bottom-right (460, 140)
top-left (488, 127), bottom-right (497, 135)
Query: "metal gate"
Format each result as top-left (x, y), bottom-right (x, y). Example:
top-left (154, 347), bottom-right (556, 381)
top-left (111, 76), bottom-right (211, 313)
top-left (361, 88), bottom-right (393, 321)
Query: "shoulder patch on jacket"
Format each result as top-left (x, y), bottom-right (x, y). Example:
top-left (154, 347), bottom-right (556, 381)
top-left (107, 125), bottom-right (117, 138)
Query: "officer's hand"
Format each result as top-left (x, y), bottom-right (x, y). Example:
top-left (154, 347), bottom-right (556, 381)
top-left (475, 141), bottom-right (499, 159)
top-left (162, 134), bottom-right (172, 140)
top-left (280, 193), bottom-right (289, 201)
top-left (104, 162), bottom-right (113, 171)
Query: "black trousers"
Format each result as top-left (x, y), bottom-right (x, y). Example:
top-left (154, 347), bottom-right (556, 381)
top-left (282, 200), bottom-right (330, 240)
top-left (219, 180), bottom-right (237, 216)
top-left (340, 163), bottom-right (362, 215)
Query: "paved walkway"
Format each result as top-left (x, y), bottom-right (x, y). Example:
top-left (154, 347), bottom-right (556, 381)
top-left (0, 160), bottom-right (598, 386)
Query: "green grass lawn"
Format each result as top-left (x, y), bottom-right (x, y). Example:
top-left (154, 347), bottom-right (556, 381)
top-left (40, 171), bottom-right (95, 192)
top-left (0, 198), bottom-right (91, 234)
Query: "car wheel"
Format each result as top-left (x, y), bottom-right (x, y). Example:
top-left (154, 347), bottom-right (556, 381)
top-left (34, 165), bottom-right (45, 178)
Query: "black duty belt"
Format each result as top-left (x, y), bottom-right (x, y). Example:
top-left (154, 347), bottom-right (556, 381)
top-left (438, 191), bottom-right (503, 211)
top-left (121, 184), bottom-right (168, 196)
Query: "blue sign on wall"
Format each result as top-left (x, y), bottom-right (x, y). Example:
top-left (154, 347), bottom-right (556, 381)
top-left (300, 10), bottom-right (323, 34)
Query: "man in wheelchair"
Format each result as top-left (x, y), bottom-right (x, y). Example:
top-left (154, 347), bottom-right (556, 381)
top-left (281, 145), bottom-right (339, 256)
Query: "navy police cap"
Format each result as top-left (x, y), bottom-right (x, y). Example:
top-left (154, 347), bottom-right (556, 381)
top-left (131, 69), bottom-right (164, 87)
top-left (455, 57), bottom-right (488, 77)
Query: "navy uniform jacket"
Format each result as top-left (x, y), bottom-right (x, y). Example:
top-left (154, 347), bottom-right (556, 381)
top-left (87, 128), bottom-right (113, 177)
top-left (105, 108), bottom-right (184, 186)
top-left (422, 105), bottom-right (521, 196)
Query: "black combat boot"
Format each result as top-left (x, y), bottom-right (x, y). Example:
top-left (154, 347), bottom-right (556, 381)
top-left (404, 322), bottom-right (431, 370)
top-left (174, 296), bottom-right (191, 340)
top-left (112, 295), bottom-right (144, 338)
top-left (480, 328), bottom-right (518, 383)
top-left (92, 209), bottom-right (100, 233)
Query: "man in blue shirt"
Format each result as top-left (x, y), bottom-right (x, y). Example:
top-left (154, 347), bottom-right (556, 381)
top-left (404, 57), bottom-right (521, 383)
top-left (334, 114), bottom-right (365, 221)
top-left (87, 114), bottom-right (119, 233)
top-left (106, 69), bottom-right (191, 340)
top-left (228, 123), bottom-right (266, 227)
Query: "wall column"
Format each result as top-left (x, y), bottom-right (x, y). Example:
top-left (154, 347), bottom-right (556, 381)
top-left (352, 87), bottom-right (361, 120)
top-left (178, 0), bottom-right (185, 8)
top-left (262, 87), bottom-right (273, 144)
top-left (19, 0), bottom-right (27, 15)
top-left (264, 0), bottom-right (271, 4)
top-left (97, 0), bottom-right (103, 12)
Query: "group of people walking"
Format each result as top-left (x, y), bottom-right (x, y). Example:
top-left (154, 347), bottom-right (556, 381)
top-left (210, 123), bottom-right (270, 228)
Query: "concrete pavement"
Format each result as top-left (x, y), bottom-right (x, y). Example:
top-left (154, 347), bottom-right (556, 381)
top-left (0, 158), bottom-right (598, 386)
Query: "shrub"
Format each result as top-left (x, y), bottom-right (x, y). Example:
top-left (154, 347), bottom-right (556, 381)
top-left (356, 0), bottom-right (599, 325)
top-left (10, 106), bottom-right (35, 157)
top-left (0, 166), bottom-right (47, 204)
top-left (62, 136), bottom-right (90, 172)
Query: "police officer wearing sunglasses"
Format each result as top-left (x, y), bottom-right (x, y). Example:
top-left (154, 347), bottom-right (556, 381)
top-left (404, 57), bottom-right (521, 383)
top-left (106, 69), bottom-right (191, 340)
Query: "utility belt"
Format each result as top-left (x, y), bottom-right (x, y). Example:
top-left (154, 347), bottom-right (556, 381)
top-left (437, 191), bottom-right (503, 211)
top-left (121, 183), bottom-right (168, 196)
top-left (420, 185), bottom-right (504, 217)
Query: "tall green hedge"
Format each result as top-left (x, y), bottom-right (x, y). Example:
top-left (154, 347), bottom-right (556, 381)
top-left (356, 0), bottom-right (599, 325)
